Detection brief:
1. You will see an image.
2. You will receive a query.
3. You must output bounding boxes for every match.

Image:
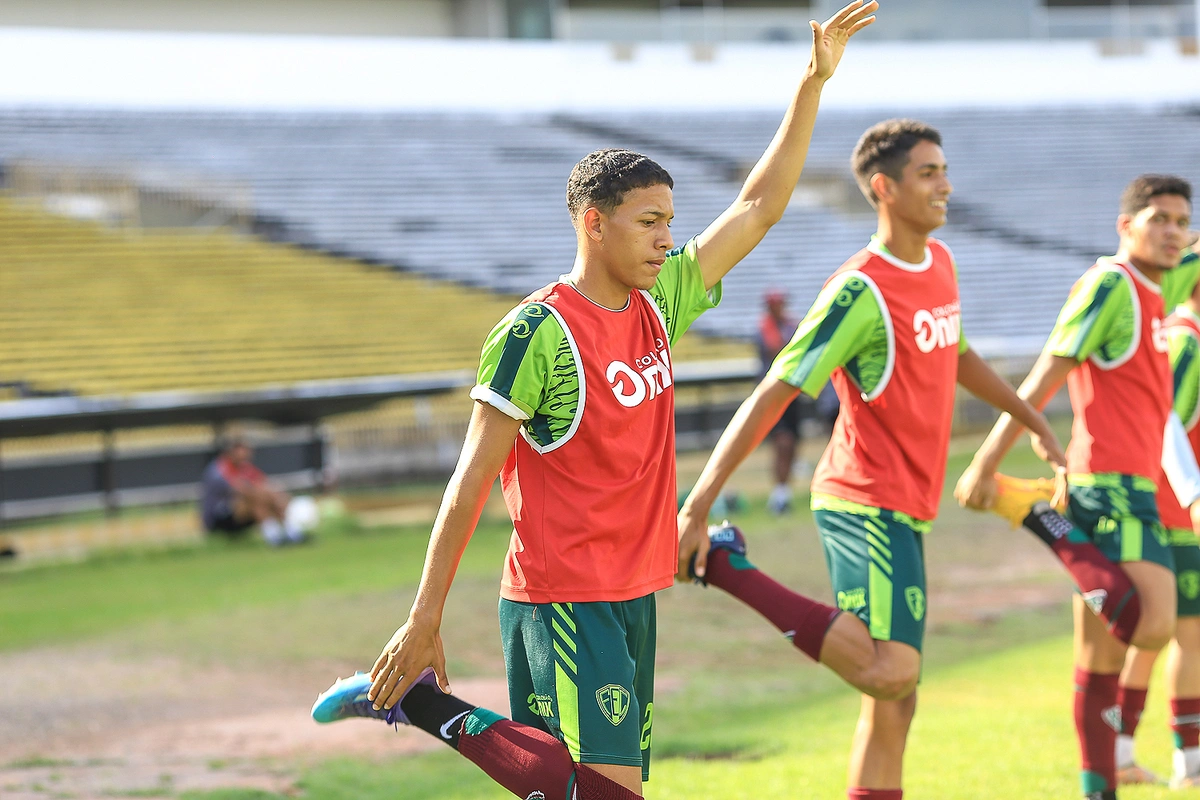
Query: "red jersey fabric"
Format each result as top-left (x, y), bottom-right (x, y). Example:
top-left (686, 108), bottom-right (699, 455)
top-left (499, 284), bottom-right (678, 604)
top-left (217, 457), bottom-right (265, 486)
top-left (1158, 311), bottom-right (1200, 530)
top-left (1066, 261), bottom-right (1172, 483)
top-left (810, 239), bottom-right (962, 522)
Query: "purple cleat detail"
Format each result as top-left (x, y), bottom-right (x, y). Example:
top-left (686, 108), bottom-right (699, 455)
top-left (311, 667), bottom-right (438, 727)
top-left (689, 521), bottom-right (748, 586)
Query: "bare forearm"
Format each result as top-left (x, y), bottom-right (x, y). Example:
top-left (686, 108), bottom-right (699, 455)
top-left (684, 379), bottom-right (798, 513)
top-left (739, 75), bottom-right (826, 227)
top-left (407, 403), bottom-right (519, 625)
top-left (407, 467), bottom-right (494, 626)
top-left (972, 351), bottom-right (1071, 471)
top-left (958, 349), bottom-right (1054, 443)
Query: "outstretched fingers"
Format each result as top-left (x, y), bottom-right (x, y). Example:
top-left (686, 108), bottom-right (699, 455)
top-left (826, 0), bottom-right (878, 34)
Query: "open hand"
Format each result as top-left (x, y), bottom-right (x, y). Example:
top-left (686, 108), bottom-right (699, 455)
top-left (367, 616), bottom-right (450, 711)
top-left (676, 502), bottom-right (712, 582)
top-left (809, 0), bottom-right (878, 82)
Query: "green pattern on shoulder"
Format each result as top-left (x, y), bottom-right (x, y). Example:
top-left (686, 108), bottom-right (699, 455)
top-left (1046, 267), bottom-right (1135, 364)
top-left (475, 302), bottom-right (581, 448)
top-left (527, 332), bottom-right (581, 447)
top-left (770, 270), bottom-right (888, 399)
top-left (1171, 323), bottom-right (1200, 430)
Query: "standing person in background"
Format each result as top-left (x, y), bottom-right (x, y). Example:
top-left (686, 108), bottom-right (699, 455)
top-left (757, 289), bottom-right (807, 514)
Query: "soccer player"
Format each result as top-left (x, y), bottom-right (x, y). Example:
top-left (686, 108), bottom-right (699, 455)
top-left (1112, 244), bottom-right (1200, 789)
top-left (676, 118), bottom-right (1069, 800)
top-left (956, 175), bottom-right (1199, 800)
top-left (309, 4), bottom-right (877, 799)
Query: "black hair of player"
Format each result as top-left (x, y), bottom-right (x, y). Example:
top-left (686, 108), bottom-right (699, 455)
top-left (851, 119), bottom-right (943, 208)
top-left (566, 149), bottom-right (674, 221)
top-left (1120, 174), bottom-right (1192, 217)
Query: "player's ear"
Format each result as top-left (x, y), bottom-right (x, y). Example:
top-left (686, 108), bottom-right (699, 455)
top-left (582, 207), bottom-right (604, 242)
top-left (869, 172), bottom-right (892, 206)
top-left (1115, 213), bottom-right (1132, 240)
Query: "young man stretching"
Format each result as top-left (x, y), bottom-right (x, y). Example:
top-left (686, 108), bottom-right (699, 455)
top-left (676, 119), bottom-right (1068, 800)
top-left (309, 4), bottom-right (876, 799)
top-left (1104, 246), bottom-right (1200, 788)
top-left (957, 176), bottom-right (1200, 800)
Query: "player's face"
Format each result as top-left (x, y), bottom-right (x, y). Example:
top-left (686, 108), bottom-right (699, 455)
top-left (888, 141), bottom-right (952, 234)
top-left (1119, 195), bottom-right (1192, 272)
top-left (601, 184), bottom-right (675, 291)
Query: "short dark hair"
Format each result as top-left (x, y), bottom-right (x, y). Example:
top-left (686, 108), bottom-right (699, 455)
top-left (851, 119), bottom-right (943, 207)
top-left (1120, 174), bottom-right (1192, 216)
top-left (566, 149), bottom-right (673, 220)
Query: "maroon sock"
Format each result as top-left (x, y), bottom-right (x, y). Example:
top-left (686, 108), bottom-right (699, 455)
top-left (1075, 668), bottom-right (1121, 792)
top-left (705, 548), bottom-right (841, 662)
top-left (1118, 685), bottom-right (1148, 736)
top-left (1023, 506), bottom-right (1141, 644)
top-left (456, 710), bottom-right (642, 799)
top-left (1171, 697), bottom-right (1200, 748)
top-left (847, 789), bottom-right (902, 799)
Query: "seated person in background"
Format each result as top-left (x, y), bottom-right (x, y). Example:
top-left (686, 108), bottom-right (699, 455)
top-left (200, 436), bottom-right (309, 545)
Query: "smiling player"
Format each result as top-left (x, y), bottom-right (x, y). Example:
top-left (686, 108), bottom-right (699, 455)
top-left (677, 118), bottom-right (1068, 800)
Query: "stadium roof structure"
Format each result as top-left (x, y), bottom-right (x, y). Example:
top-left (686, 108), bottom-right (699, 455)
top-left (1, 29), bottom-right (1199, 111)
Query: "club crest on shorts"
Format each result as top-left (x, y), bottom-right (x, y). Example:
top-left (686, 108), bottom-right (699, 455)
top-left (1181, 571), bottom-right (1200, 601)
top-left (596, 684), bottom-right (631, 726)
top-left (905, 586), bottom-right (926, 621)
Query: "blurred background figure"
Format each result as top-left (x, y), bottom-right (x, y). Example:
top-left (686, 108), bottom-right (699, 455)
top-left (201, 435), bottom-right (312, 545)
top-left (757, 289), bottom-right (812, 514)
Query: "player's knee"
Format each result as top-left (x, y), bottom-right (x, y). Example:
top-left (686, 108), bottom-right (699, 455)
top-left (1131, 605), bottom-right (1175, 651)
top-left (860, 665), bottom-right (918, 702)
top-left (1132, 619), bottom-right (1174, 651)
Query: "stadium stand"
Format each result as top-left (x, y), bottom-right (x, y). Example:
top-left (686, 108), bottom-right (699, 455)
top-left (0, 105), bottom-right (1197, 381)
top-left (0, 191), bottom-right (747, 397)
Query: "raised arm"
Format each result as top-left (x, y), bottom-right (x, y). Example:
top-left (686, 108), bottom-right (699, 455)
top-left (367, 401), bottom-right (522, 710)
top-left (694, 0), bottom-right (876, 289)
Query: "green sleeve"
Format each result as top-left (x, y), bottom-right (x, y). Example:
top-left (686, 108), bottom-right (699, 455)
top-left (1171, 324), bottom-right (1200, 430)
top-left (473, 302), bottom-right (566, 420)
top-left (768, 271), bottom-right (884, 398)
top-left (1045, 268), bottom-right (1134, 362)
top-left (647, 236), bottom-right (721, 346)
top-left (1163, 248), bottom-right (1200, 311)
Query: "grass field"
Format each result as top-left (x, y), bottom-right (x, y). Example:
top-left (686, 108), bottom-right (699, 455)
top-left (0, 439), bottom-right (1186, 799)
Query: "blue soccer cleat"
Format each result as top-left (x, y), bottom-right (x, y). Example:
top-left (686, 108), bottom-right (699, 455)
top-left (688, 521), bottom-right (748, 585)
top-left (311, 668), bottom-right (436, 726)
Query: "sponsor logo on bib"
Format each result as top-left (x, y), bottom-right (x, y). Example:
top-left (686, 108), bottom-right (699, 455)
top-left (1152, 317), bottom-right (1169, 352)
top-left (913, 302), bottom-right (962, 353)
top-left (607, 339), bottom-right (672, 408)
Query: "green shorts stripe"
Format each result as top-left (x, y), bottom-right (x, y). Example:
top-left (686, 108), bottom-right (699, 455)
top-left (1066, 473), bottom-right (1173, 571)
top-left (813, 496), bottom-right (928, 653)
top-left (500, 595), bottom-right (657, 780)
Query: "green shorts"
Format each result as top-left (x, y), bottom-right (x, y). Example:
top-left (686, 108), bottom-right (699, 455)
top-left (1066, 474), bottom-right (1174, 571)
top-left (499, 595), bottom-right (656, 780)
top-left (1168, 528), bottom-right (1200, 617)
top-left (812, 494), bottom-right (930, 653)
